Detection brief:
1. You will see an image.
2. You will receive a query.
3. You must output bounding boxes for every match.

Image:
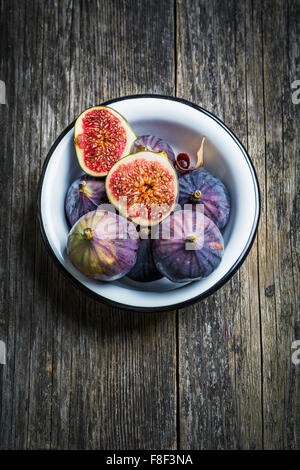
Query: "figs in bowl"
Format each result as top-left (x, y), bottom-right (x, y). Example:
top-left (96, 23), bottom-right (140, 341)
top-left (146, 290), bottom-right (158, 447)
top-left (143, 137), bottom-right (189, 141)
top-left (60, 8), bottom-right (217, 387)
top-left (38, 95), bottom-right (260, 311)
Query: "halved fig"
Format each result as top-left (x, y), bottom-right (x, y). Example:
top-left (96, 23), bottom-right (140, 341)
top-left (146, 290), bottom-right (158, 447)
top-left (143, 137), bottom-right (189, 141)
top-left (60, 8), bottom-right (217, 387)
top-left (74, 106), bottom-right (136, 177)
top-left (106, 151), bottom-right (178, 226)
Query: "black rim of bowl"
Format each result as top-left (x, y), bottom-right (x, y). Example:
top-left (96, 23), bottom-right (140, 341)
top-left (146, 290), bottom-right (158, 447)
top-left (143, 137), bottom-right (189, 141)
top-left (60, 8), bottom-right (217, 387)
top-left (37, 94), bottom-right (261, 313)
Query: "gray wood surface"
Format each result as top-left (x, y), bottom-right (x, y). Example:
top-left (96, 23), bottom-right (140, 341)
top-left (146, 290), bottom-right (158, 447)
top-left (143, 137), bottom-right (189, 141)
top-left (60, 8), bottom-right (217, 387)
top-left (0, 0), bottom-right (299, 450)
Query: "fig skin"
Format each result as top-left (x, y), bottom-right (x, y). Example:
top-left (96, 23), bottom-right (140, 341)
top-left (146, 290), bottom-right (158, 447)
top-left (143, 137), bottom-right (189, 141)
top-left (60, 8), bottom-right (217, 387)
top-left (127, 237), bottom-right (162, 282)
top-left (178, 168), bottom-right (230, 230)
top-left (132, 135), bottom-right (176, 167)
top-left (65, 175), bottom-right (108, 227)
top-left (152, 210), bottom-right (224, 283)
top-left (67, 210), bottom-right (139, 281)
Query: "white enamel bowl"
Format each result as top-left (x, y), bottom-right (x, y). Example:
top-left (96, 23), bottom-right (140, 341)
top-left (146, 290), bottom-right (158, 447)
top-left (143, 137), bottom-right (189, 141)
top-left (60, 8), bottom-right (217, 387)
top-left (38, 95), bottom-right (260, 312)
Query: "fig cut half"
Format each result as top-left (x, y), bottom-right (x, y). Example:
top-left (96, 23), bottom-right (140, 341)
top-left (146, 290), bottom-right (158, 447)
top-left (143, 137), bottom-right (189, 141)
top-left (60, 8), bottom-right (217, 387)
top-left (74, 106), bottom-right (136, 177)
top-left (106, 151), bottom-right (179, 226)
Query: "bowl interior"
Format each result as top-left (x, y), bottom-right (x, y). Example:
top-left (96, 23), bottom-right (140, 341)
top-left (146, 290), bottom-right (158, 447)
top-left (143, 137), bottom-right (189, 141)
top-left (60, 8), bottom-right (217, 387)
top-left (40, 97), bottom-right (259, 309)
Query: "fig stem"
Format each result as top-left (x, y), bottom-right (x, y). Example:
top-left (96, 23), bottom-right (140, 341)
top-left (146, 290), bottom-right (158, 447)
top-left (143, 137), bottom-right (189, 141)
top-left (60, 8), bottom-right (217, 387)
top-left (83, 228), bottom-right (94, 240)
top-left (195, 135), bottom-right (206, 168)
top-left (186, 233), bottom-right (197, 243)
top-left (79, 181), bottom-right (87, 192)
top-left (191, 189), bottom-right (202, 201)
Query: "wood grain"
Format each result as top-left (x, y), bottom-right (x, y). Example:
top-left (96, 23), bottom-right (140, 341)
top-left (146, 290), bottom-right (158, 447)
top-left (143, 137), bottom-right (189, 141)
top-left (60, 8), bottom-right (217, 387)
top-left (0, 0), bottom-right (299, 450)
top-left (259, 0), bottom-right (299, 449)
top-left (176, 0), bottom-right (299, 449)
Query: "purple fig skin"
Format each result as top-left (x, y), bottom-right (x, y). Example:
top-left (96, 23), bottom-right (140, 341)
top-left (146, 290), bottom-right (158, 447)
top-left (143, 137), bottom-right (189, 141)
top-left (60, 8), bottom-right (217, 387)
top-left (152, 210), bottom-right (224, 283)
top-left (132, 135), bottom-right (176, 167)
top-left (127, 238), bottom-right (162, 282)
top-left (179, 168), bottom-right (230, 230)
top-left (65, 175), bottom-right (108, 227)
top-left (67, 210), bottom-right (139, 281)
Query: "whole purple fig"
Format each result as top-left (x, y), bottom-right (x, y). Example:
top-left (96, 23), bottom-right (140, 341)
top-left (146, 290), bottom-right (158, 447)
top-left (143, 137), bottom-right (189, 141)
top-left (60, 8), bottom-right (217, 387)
top-left (67, 210), bottom-right (139, 281)
top-left (127, 229), bottom-right (162, 282)
top-left (132, 135), bottom-right (176, 167)
top-left (152, 210), bottom-right (224, 283)
top-left (179, 168), bottom-right (230, 230)
top-left (65, 175), bottom-right (108, 226)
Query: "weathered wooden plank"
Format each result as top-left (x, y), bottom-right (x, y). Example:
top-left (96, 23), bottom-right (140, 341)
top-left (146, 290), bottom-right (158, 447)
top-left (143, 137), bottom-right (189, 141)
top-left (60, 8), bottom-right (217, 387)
top-left (26, 0), bottom-right (74, 449)
top-left (0, 0), bottom-right (177, 450)
top-left (260, 0), bottom-right (299, 449)
top-left (243, 0), bottom-right (267, 449)
top-left (283, 0), bottom-right (300, 449)
top-left (0, 0), bottom-right (45, 449)
top-left (176, 0), bottom-right (262, 449)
